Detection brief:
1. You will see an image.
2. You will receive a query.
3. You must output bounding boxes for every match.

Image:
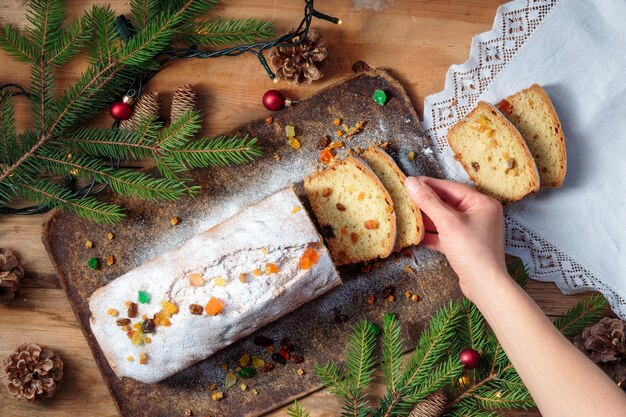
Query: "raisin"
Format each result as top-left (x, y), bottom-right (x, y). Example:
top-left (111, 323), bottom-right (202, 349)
top-left (471, 162), bottom-right (480, 172)
top-left (127, 302), bottom-right (138, 318)
top-left (321, 224), bottom-right (335, 239)
top-left (278, 348), bottom-right (290, 362)
top-left (381, 285), bottom-right (396, 299)
top-left (189, 304), bottom-right (203, 315)
top-left (317, 135), bottom-right (331, 149)
top-left (292, 354), bottom-right (304, 364)
top-left (280, 337), bottom-right (293, 352)
top-left (116, 318), bottom-right (131, 326)
top-left (271, 352), bottom-right (287, 365)
top-left (367, 294), bottom-right (376, 305)
top-left (350, 232), bottom-right (359, 244)
top-left (260, 363), bottom-right (275, 372)
top-left (254, 335), bottom-right (274, 347)
top-left (336, 203), bottom-right (346, 211)
top-left (142, 318), bottom-right (156, 333)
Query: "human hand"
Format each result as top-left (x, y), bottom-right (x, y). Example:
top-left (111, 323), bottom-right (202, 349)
top-left (405, 176), bottom-right (508, 301)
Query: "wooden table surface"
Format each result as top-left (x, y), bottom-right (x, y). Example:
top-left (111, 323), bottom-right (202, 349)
top-left (0, 1), bottom-right (597, 416)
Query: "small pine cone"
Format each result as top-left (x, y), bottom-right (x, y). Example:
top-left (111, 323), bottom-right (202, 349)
top-left (0, 248), bottom-right (23, 304)
top-left (2, 343), bottom-right (63, 401)
top-left (409, 389), bottom-right (448, 417)
top-left (119, 91), bottom-right (162, 131)
top-left (574, 317), bottom-right (626, 386)
top-left (170, 84), bottom-right (198, 124)
top-left (269, 28), bottom-right (328, 86)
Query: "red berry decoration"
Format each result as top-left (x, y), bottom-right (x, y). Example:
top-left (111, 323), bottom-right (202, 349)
top-left (459, 348), bottom-right (480, 369)
top-left (262, 89), bottom-right (286, 111)
top-left (109, 95), bottom-right (134, 121)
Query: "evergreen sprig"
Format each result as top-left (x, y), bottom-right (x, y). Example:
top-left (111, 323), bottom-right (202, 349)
top-left (299, 291), bottom-right (606, 417)
top-left (0, 0), bottom-right (268, 224)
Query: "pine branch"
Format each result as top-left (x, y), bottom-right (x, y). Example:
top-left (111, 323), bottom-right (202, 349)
top-left (403, 357), bottom-right (464, 405)
top-left (34, 148), bottom-right (189, 201)
top-left (87, 5), bottom-right (118, 65)
top-left (506, 258), bottom-right (529, 288)
top-left (13, 171), bottom-right (125, 224)
top-left (26, 0), bottom-right (66, 54)
top-left (287, 400), bottom-right (310, 417)
top-left (176, 18), bottom-right (275, 47)
top-left (30, 57), bottom-right (55, 133)
top-left (130, 0), bottom-right (162, 29)
top-left (166, 135), bottom-right (261, 169)
top-left (0, 93), bottom-right (18, 164)
top-left (0, 23), bottom-right (36, 63)
top-left (471, 388), bottom-right (534, 411)
top-left (161, 0), bottom-right (221, 21)
top-left (314, 362), bottom-right (353, 401)
top-left (157, 110), bottom-right (202, 152)
top-left (346, 320), bottom-right (377, 391)
top-left (48, 16), bottom-right (91, 66)
top-left (381, 313), bottom-right (404, 394)
top-left (0, 178), bottom-right (16, 206)
top-left (553, 294), bottom-right (606, 338)
top-left (446, 409), bottom-right (497, 417)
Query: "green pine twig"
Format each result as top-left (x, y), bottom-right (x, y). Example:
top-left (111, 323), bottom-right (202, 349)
top-left (287, 400), bottom-right (310, 417)
top-left (552, 294), bottom-right (606, 338)
top-left (176, 18), bottom-right (275, 47)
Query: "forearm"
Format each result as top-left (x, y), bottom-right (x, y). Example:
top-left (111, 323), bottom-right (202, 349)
top-left (471, 268), bottom-right (626, 417)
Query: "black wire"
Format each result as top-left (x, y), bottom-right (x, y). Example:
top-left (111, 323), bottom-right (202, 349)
top-left (0, 0), bottom-right (339, 216)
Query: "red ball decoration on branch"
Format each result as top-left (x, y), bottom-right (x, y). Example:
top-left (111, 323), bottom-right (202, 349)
top-left (262, 89), bottom-right (296, 111)
top-left (459, 348), bottom-right (480, 369)
top-left (109, 95), bottom-right (134, 121)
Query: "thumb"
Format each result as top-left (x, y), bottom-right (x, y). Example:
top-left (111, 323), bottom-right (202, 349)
top-left (405, 177), bottom-right (454, 225)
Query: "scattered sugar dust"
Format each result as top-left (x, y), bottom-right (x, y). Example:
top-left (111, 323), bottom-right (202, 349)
top-left (352, 0), bottom-right (395, 12)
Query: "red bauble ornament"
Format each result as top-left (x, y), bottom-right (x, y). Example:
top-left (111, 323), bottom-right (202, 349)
top-left (109, 99), bottom-right (133, 121)
top-left (459, 348), bottom-right (480, 369)
top-left (262, 89), bottom-right (286, 111)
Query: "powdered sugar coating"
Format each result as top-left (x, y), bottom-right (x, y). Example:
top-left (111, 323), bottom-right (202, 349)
top-left (89, 188), bottom-right (341, 383)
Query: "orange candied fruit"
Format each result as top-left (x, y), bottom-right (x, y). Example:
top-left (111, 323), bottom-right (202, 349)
top-left (364, 220), bottom-right (379, 230)
top-left (319, 147), bottom-right (334, 165)
top-left (357, 192), bottom-right (365, 201)
top-left (205, 297), bottom-right (224, 316)
top-left (161, 300), bottom-right (179, 315)
top-left (497, 99), bottom-right (513, 115)
top-left (139, 353), bottom-right (148, 365)
top-left (252, 268), bottom-right (263, 276)
top-left (265, 263), bottom-right (279, 274)
top-left (298, 247), bottom-right (320, 270)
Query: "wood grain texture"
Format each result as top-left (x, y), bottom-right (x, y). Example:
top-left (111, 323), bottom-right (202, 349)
top-left (0, 1), bottom-right (598, 416)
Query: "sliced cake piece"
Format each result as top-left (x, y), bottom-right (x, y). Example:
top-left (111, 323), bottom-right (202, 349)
top-left (361, 146), bottom-right (424, 251)
top-left (304, 156), bottom-right (396, 265)
top-left (447, 101), bottom-right (539, 203)
top-left (497, 84), bottom-right (566, 187)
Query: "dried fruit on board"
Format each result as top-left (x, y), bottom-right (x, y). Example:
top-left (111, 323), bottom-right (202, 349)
top-left (269, 28), bottom-right (329, 86)
top-left (2, 343), bottom-right (63, 401)
top-left (0, 248), bottom-right (23, 304)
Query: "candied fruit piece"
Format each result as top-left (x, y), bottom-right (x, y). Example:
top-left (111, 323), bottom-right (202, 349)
top-left (373, 89), bottom-right (387, 105)
top-left (350, 232), bottom-right (359, 244)
top-left (358, 192), bottom-right (365, 201)
top-left (107, 232), bottom-right (114, 240)
top-left (322, 187), bottom-right (332, 197)
top-left (205, 297), bottom-right (223, 316)
top-left (239, 353), bottom-right (251, 367)
top-left (335, 129), bottom-right (343, 137)
top-left (170, 216), bottom-right (180, 225)
top-left (291, 205), bottom-right (301, 213)
top-left (139, 353), bottom-right (147, 365)
top-left (364, 220), bottom-right (379, 230)
top-left (214, 276), bottom-right (227, 287)
top-left (238, 367), bottom-right (256, 378)
top-left (85, 240), bottom-right (93, 249)
top-left (288, 136), bottom-right (301, 149)
top-left (161, 300), bottom-right (179, 315)
top-left (189, 304), bottom-right (203, 315)
top-left (252, 268), bottom-right (263, 276)
top-left (298, 247), bottom-right (320, 270)
top-left (329, 141), bottom-right (343, 149)
top-left (333, 118), bottom-right (341, 126)
top-left (252, 356), bottom-right (265, 368)
top-left (265, 263), bottom-right (279, 274)
top-left (87, 257), bottom-right (99, 270)
top-left (138, 290), bottom-right (151, 304)
top-left (405, 290), bottom-right (412, 299)
top-left (341, 226), bottom-right (348, 236)
top-left (498, 99), bottom-right (513, 115)
top-left (224, 371), bottom-right (237, 389)
top-left (127, 302), bottom-right (138, 318)
top-left (285, 125), bottom-right (296, 138)
top-left (240, 383), bottom-right (248, 391)
top-left (127, 355), bottom-right (134, 362)
top-left (408, 151), bottom-right (415, 161)
top-left (116, 318), bottom-right (131, 326)
top-left (212, 391), bottom-right (224, 401)
top-left (189, 273), bottom-right (204, 287)
top-left (411, 294), bottom-right (420, 302)
top-left (239, 273), bottom-right (247, 283)
top-left (297, 368), bottom-right (305, 376)
top-left (107, 255), bottom-right (115, 266)
top-left (107, 308), bottom-right (119, 317)
top-left (319, 147), bottom-right (334, 165)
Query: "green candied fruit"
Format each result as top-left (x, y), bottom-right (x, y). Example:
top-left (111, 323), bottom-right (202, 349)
top-left (238, 367), bottom-right (257, 379)
top-left (373, 89), bottom-right (387, 106)
top-left (138, 290), bottom-right (151, 304)
top-left (87, 257), bottom-right (100, 270)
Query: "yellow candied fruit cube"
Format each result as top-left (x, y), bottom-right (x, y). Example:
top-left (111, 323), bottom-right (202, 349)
top-left (125, 300), bottom-right (132, 307)
top-left (333, 118), bottom-right (341, 126)
top-left (133, 322), bottom-right (142, 330)
top-left (285, 125), bottom-right (296, 138)
top-left (161, 300), bottom-right (179, 315)
top-left (252, 268), bottom-right (263, 276)
top-left (127, 355), bottom-right (134, 362)
top-left (214, 276), bottom-right (227, 287)
top-left (329, 141), bottom-right (343, 149)
top-left (85, 240), bottom-right (94, 249)
top-left (405, 290), bottom-right (412, 299)
top-left (107, 255), bottom-right (115, 266)
top-left (107, 232), bottom-right (114, 240)
top-left (297, 368), bottom-right (305, 376)
top-left (239, 353), bottom-right (251, 367)
top-left (170, 216), bottom-right (180, 225)
top-left (240, 383), bottom-right (248, 391)
top-left (335, 130), bottom-right (343, 137)
top-left (145, 337), bottom-right (152, 344)
top-left (411, 294), bottom-right (420, 302)
top-left (408, 151), bottom-right (415, 161)
top-left (288, 136), bottom-right (301, 149)
top-left (358, 192), bottom-right (365, 201)
top-left (107, 308), bottom-right (119, 317)
top-left (265, 263), bottom-right (279, 274)
top-left (239, 273), bottom-right (247, 283)
top-left (292, 205), bottom-right (301, 213)
top-left (188, 273), bottom-right (205, 287)
top-left (261, 247), bottom-right (269, 255)
top-left (139, 353), bottom-right (147, 365)
top-left (212, 391), bottom-right (224, 401)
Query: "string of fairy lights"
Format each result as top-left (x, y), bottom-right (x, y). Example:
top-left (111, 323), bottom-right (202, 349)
top-left (0, 0), bottom-right (341, 215)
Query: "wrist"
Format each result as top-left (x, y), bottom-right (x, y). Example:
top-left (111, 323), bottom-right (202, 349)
top-left (458, 262), bottom-right (511, 305)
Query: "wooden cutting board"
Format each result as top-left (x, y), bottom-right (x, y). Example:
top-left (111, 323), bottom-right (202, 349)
top-left (42, 69), bottom-right (462, 417)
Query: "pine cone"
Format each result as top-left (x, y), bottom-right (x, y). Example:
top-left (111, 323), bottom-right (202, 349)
top-left (2, 343), bottom-right (63, 401)
top-left (170, 84), bottom-right (198, 124)
top-left (119, 91), bottom-right (162, 131)
top-left (0, 248), bottom-right (23, 304)
top-left (574, 317), bottom-right (626, 386)
top-left (409, 389), bottom-right (448, 417)
top-left (269, 28), bottom-right (328, 86)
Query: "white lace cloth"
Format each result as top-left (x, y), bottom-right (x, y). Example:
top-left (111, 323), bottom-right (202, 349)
top-left (422, 0), bottom-right (626, 318)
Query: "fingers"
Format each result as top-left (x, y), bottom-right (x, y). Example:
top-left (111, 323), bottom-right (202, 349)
top-left (421, 232), bottom-right (441, 252)
top-left (405, 177), bottom-right (455, 225)
top-left (415, 176), bottom-right (479, 210)
top-left (421, 212), bottom-right (437, 233)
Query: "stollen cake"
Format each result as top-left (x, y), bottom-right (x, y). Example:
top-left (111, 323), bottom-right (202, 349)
top-left (304, 156), bottom-right (396, 265)
top-left (447, 101), bottom-right (539, 203)
top-left (361, 146), bottom-right (424, 251)
top-left (89, 188), bottom-right (341, 384)
top-left (497, 84), bottom-right (566, 187)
